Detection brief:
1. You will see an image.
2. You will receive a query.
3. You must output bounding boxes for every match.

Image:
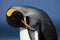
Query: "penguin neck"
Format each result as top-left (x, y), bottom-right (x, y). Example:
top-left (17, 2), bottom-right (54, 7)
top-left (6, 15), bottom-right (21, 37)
top-left (20, 27), bottom-right (31, 40)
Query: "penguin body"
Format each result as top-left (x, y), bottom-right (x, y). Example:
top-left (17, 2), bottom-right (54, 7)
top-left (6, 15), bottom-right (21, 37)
top-left (20, 27), bottom-right (31, 40)
top-left (6, 6), bottom-right (58, 40)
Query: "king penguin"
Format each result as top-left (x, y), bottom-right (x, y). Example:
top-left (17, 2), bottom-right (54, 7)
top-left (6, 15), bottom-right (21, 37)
top-left (6, 5), bottom-right (58, 40)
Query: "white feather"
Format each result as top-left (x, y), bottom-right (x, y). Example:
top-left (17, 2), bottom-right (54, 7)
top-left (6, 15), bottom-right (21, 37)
top-left (20, 28), bottom-right (31, 40)
top-left (35, 31), bottom-right (38, 40)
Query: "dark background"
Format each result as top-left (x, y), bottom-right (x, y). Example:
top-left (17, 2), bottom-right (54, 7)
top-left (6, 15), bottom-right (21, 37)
top-left (0, 0), bottom-right (60, 40)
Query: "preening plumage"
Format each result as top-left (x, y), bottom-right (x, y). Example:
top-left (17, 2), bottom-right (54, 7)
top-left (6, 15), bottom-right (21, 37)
top-left (6, 6), bottom-right (58, 40)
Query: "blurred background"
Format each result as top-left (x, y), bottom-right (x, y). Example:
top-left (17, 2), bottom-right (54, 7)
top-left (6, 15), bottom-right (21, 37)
top-left (0, 0), bottom-right (60, 40)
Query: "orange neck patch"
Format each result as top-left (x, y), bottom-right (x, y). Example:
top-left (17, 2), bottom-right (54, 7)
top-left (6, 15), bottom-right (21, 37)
top-left (6, 8), bottom-right (17, 17)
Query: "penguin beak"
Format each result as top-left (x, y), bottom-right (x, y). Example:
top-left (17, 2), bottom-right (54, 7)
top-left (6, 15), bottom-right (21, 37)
top-left (6, 8), bottom-right (35, 30)
top-left (21, 16), bottom-right (35, 31)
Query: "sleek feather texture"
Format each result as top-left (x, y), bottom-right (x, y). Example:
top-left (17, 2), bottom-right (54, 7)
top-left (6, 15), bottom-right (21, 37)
top-left (6, 5), bottom-right (58, 40)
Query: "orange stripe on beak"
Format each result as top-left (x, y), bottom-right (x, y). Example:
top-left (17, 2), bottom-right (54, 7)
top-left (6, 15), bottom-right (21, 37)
top-left (21, 20), bottom-right (30, 28)
top-left (21, 16), bottom-right (35, 30)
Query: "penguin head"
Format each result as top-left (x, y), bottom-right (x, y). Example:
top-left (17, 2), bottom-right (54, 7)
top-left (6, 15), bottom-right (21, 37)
top-left (6, 6), bottom-right (40, 31)
top-left (6, 7), bottom-right (30, 28)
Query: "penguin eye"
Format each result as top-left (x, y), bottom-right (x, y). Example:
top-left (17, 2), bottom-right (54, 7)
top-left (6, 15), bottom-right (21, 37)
top-left (6, 8), bottom-right (17, 17)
